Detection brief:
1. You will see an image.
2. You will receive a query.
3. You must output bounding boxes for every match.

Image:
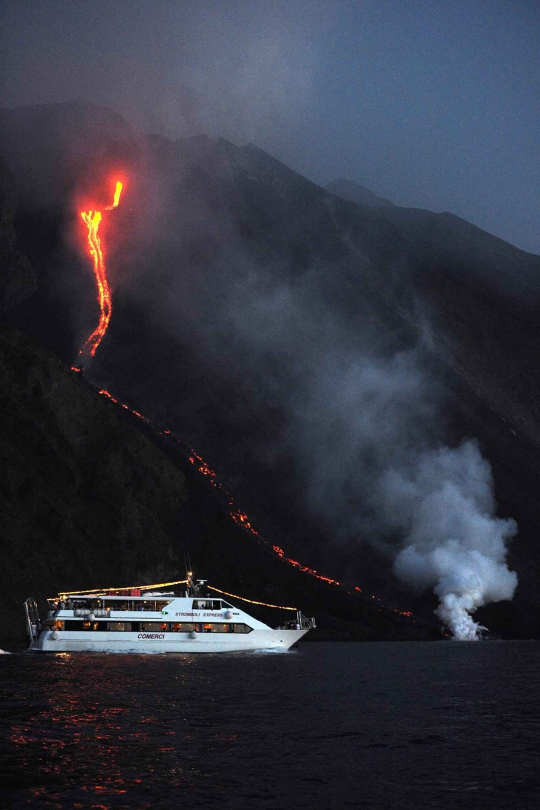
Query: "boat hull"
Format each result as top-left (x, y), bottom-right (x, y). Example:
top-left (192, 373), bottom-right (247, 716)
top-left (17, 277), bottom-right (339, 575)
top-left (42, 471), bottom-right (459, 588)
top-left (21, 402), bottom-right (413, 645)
top-left (32, 628), bottom-right (309, 653)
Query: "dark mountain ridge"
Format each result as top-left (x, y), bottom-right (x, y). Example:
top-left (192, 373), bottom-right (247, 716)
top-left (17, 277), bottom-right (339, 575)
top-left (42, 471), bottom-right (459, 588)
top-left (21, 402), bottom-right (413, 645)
top-left (326, 177), bottom-right (395, 208)
top-left (2, 100), bottom-right (540, 640)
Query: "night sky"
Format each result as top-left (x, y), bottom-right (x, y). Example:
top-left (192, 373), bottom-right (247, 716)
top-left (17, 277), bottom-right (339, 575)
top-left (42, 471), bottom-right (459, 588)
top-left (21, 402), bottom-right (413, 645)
top-left (1, 0), bottom-right (539, 253)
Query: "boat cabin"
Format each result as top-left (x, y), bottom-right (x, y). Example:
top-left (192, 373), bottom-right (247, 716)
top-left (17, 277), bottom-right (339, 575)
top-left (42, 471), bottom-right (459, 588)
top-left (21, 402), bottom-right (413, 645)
top-left (45, 590), bottom-right (259, 635)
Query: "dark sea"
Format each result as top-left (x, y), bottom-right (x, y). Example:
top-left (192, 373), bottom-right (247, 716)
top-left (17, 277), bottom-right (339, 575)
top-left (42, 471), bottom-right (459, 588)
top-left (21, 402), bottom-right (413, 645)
top-left (1, 641), bottom-right (539, 809)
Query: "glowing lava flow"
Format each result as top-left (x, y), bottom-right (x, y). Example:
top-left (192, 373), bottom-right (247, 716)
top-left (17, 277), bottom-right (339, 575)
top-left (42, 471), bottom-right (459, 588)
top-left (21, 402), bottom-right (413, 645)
top-left (77, 180), bottom-right (123, 361)
top-left (99, 388), bottom-right (149, 423)
top-left (187, 450), bottom-right (342, 585)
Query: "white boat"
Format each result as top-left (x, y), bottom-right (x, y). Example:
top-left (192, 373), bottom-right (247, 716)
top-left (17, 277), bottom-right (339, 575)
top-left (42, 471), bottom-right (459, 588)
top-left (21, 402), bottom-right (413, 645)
top-left (24, 575), bottom-right (316, 653)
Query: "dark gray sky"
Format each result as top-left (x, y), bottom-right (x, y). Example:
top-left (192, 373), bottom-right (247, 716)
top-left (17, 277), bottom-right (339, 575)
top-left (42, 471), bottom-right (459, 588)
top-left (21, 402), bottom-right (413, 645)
top-left (2, 0), bottom-right (539, 253)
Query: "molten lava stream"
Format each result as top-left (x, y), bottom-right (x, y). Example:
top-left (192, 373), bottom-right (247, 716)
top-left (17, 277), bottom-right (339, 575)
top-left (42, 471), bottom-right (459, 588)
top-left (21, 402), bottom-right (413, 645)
top-left (77, 181), bottom-right (123, 360)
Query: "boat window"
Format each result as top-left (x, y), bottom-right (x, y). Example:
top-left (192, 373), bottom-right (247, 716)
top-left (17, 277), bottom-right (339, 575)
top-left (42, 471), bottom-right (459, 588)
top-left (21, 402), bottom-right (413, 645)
top-left (134, 600), bottom-right (173, 611)
top-left (141, 622), bottom-right (170, 632)
top-left (138, 600), bottom-right (171, 612)
top-left (192, 600), bottom-right (221, 610)
top-left (61, 619), bottom-right (252, 634)
top-left (65, 620), bottom-right (84, 630)
top-left (202, 623), bottom-right (230, 633)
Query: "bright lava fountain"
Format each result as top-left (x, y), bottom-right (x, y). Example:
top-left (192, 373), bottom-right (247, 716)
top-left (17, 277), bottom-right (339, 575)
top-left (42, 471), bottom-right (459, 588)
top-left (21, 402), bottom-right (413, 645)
top-left (76, 180), bottom-right (123, 361)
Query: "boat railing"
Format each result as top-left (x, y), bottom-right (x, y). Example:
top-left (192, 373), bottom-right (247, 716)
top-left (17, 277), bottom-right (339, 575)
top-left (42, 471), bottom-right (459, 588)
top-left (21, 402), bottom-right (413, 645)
top-left (298, 612), bottom-right (316, 630)
top-left (24, 598), bottom-right (40, 650)
top-left (280, 611), bottom-right (316, 631)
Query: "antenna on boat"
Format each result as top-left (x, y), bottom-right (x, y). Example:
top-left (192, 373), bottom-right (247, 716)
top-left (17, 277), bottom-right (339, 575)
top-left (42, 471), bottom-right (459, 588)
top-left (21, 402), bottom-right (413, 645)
top-left (184, 552), bottom-right (195, 596)
top-left (184, 551), bottom-right (192, 576)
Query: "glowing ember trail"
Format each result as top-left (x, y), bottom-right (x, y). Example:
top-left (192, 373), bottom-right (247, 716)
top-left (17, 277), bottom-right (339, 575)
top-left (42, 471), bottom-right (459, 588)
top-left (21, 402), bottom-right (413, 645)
top-left (93, 387), bottom-right (414, 621)
top-left (98, 389), bottom-right (150, 423)
top-left (77, 180), bottom-right (123, 360)
top-left (271, 544), bottom-right (340, 585)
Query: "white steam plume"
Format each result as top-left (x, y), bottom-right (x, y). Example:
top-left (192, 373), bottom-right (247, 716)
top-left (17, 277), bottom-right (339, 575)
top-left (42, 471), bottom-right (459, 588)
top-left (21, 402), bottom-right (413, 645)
top-left (385, 443), bottom-right (518, 639)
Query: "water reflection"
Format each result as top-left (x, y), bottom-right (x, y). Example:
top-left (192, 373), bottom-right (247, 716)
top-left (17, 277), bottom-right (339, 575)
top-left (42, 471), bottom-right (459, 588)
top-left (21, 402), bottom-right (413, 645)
top-left (2, 643), bottom-right (540, 809)
top-left (4, 654), bottom-right (217, 806)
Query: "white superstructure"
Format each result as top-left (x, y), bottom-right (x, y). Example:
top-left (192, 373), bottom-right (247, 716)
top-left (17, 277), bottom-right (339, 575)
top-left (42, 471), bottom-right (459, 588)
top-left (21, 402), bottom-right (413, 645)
top-left (24, 577), bottom-right (315, 653)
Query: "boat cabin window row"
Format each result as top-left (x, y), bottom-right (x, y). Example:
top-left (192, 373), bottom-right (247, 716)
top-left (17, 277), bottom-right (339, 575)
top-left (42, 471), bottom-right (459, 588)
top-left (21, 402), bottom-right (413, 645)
top-left (59, 621), bottom-right (253, 633)
top-left (50, 599), bottom-right (234, 615)
top-left (192, 600), bottom-right (229, 610)
top-left (51, 599), bottom-right (174, 614)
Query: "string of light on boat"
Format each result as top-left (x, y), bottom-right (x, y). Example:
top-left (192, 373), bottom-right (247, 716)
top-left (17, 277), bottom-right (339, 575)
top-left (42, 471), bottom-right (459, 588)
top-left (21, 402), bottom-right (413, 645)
top-left (57, 578), bottom-right (189, 599)
top-left (55, 580), bottom-right (297, 611)
top-left (207, 585), bottom-right (297, 611)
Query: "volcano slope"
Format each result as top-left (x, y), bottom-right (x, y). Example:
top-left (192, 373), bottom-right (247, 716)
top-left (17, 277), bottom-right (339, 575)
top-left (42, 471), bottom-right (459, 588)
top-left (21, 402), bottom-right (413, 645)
top-left (0, 142), bottom-right (435, 644)
top-left (2, 100), bottom-right (540, 639)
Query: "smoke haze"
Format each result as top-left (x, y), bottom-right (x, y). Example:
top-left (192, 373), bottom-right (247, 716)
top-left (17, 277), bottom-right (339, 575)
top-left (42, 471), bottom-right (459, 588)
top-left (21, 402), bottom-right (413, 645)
top-left (2, 0), bottom-right (539, 254)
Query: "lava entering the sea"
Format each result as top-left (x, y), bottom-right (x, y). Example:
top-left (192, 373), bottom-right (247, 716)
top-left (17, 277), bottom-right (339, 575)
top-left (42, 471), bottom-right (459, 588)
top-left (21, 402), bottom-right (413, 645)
top-left (76, 180), bottom-right (123, 361)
